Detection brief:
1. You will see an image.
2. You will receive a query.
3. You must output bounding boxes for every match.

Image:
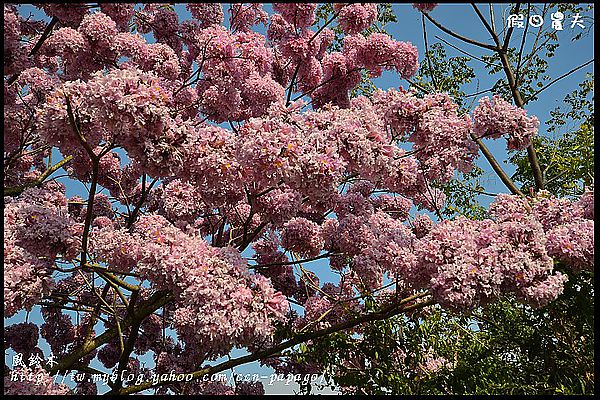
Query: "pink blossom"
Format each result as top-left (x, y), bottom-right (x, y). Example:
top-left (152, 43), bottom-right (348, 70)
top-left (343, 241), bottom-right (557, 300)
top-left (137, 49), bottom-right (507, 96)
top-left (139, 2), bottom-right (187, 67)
top-left (187, 3), bottom-right (224, 27)
top-left (578, 187), bottom-right (594, 220)
top-left (37, 4), bottom-right (88, 27)
top-left (546, 219), bottom-right (594, 272)
top-left (130, 215), bottom-right (288, 355)
top-left (472, 95), bottom-right (540, 150)
top-left (4, 367), bottom-right (71, 395)
top-left (254, 186), bottom-right (303, 226)
top-left (418, 351), bottom-right (453, 376)
top-left (518, 272), bottom-right (569, 308)
top-left (335, 3), bottom-right (378, 34)
top-left (312, 51), bottom-right (361, 108)
top-left (100, 4), bottom-right (135, 31)
top-left (43, 27), bottom-right (90, 57)
top-left (344, 33), bottom-right (419, 78)
top-left (4, 322), bottom-right (39, 357)
top-left (372, 194), bottom-right (412, 221)
top-left (373, 89), bottom-right (478, 184)
top-left (229, 3), bottom-right (269, 32)
top-left (40, 306), bottom-right (76, 357)
top-left (281, 217), bottom-right (324, 258)
top-left (412, 214), bottom-right (434, 238)
top-left (403, 216), bottom-right (564, 311)
top-left (413, 3), bottom-right (438, 13)
top-left (273, 3), bottom-right (317, 28)
top-left (78, 12), bottom-right (118, 50)
top-left (236, 381), bottom-right (266, 395)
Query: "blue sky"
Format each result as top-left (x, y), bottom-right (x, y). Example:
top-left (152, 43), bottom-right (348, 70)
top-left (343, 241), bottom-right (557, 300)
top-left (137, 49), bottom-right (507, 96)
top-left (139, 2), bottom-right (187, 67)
top-left (7, 3), bottom-right (595, 395)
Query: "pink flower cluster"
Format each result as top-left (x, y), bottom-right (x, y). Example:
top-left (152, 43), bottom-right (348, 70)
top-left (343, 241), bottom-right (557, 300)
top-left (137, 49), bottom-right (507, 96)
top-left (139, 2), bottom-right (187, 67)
top-left (490, 193), bottom-right (595, 273)
top-left (190, 25), bottom-right (285, 122)
top-left (291, 279), bottom-right (361, 330)
top-left (78, 12), bottom-right (118, 50)
top-left (37, 68), bottom-right (183, 178)
top-left (412, 214), bottom-right (434, 238)
top-left (229, 3), bottom-right (269, 32)
top-left (311, 51), bottom-right (362, 108)
top-left (254, 186), bottom-right (304, 226)
top-left (545, 223), bottom-right (594, 274)
top-left (413, 3), bottom-right (438, 13)
top-left (146, 179), bottom-right (207, 226)
top-left (40, 306), bottom-right (77, 358)
top-left (174, 124), bottom-right (245, 208)
top-left (100, 3), bottom-right (135, 31)
top-left (344, 33), bottom-right (419, 78)
top-left (125, 215), bottom-right (289, 356)
top-left (578, 187), bottom-right (594, 220)
top-left (334, 3), bottom-right (378, 34)
top-left (187, 3), bottom-right (224, 28)
top-left (472, 95), bottom-right (540, 150)
top-left (419, 352), bottom-right (453, 376)
top-left (41, 26), bottom-right (91, 78)
top-left (266, 4), bottom-right (416, 110)
top-left (4, 4), bottom-right (27, 76)
top-left (253, 234), bottom-right (298, 297)
top-left (4, 367), bottom-right (71, 395)
top-left (281, 217), bottom-right (325, 258)
top-left (37, 3), bottom-right (88, 27)
top-left (373, 88), bottom-right (479, 184)
top-left (273, 3), bottom-right (317, 29)
top-left (4, 183), bottom-right (82, 316)
top-left (324, 186), bottom-right (416, 291)
top-left (372, 194), bottom-right (413, 221)
top-left (236, 107), bottom-right (342, 203)
top-left (4, 322), bottom-right (40, 358)
top-left (4, 240), bottom-right (54, 318)
top-left (401, 216), bottom-right (567, 311)
top-left (236, 381), bottom-right (266, 395)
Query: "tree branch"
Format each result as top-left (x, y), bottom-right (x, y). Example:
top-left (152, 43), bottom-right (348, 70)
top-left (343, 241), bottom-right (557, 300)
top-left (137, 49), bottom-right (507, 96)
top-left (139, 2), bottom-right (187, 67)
top-left (4, 155), bottom-right (73, 196)
top-left (47, 290), bottom-right (173, 375)
top-left (471, 3), bottom-right (502, 48)
top-left (502, 2), bottom-right (522, 51)
top-left (496, 50), bottom-right (544, 191)
top-left (523, 59), bottom-right (594, 104)
top-left (119, 295), bottom-right (437, 394)
top-left (471, 132), bottom-right (524, 196)
top-left (422, 11), bottom-right (498, 51)
top-left (6, 17), bottom-right (59, 85)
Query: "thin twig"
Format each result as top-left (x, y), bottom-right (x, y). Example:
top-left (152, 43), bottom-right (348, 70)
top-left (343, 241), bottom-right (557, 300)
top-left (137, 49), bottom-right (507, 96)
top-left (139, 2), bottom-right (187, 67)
top-left (422, 11), bottom-right (498, 51)
top-left (523, 59), bottom-right (594, 104)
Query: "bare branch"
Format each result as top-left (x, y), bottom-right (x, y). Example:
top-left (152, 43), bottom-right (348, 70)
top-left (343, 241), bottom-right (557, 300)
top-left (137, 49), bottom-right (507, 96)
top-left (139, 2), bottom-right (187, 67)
top-left (422, 11), bottom-right (498, 51)
top-left (471, 132), bottom-right (524, 196)
top-left (523, 59), bottom-right (594, 104)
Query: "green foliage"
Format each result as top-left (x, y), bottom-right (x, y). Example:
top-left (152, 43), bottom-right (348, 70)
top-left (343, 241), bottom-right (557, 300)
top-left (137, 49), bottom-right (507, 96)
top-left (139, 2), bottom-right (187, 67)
top-left (436, 167), bottom-right (488, 220)
top-left (445, 270), bottom-right (595, 395)
top-left (412, 43), bottom-right (487, 219)
top-left (413, 42), bottom-right (476, 109)
top-left (510, 74), bottom-right (594, 197)
top-left (293, 269), bottom-right (593, 395)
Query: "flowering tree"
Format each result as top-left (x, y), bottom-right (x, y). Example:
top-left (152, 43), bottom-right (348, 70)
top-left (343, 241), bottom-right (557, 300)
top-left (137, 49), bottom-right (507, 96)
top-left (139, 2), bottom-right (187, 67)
top-left (289, 3), bottom-right (594, 394)
top-left (3, 3), bottom-right (594, 395)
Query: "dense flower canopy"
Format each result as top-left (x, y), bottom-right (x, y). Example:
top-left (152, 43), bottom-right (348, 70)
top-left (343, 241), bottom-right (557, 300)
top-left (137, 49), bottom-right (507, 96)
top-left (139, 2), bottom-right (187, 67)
top-left (3, 3), bottom-right (594, 396)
